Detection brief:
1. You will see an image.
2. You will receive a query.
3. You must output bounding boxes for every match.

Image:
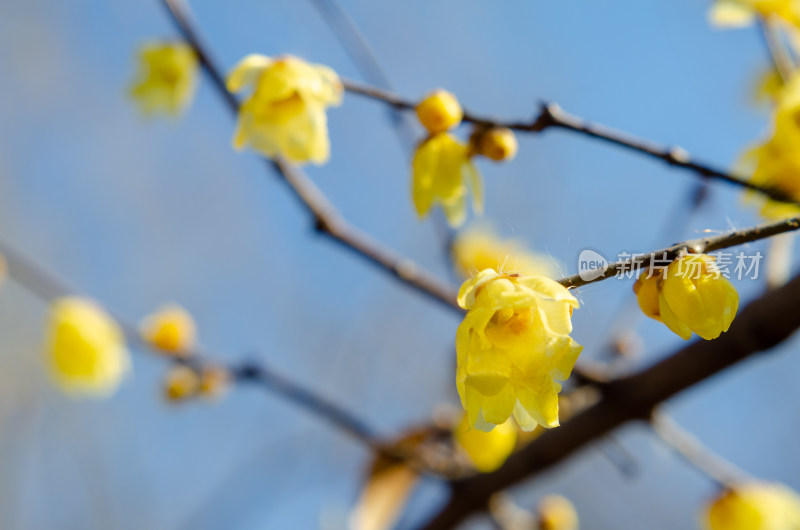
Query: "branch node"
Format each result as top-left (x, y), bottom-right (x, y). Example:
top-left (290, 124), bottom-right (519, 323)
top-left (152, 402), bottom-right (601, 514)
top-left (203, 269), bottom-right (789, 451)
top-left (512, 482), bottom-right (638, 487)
top-left (666, 145), bottom-right (691, 165)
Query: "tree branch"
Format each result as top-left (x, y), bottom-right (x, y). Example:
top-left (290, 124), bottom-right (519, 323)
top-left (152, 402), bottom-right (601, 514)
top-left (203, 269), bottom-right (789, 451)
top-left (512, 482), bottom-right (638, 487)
top-left (0, 238), bottom-right (395, 459)
top-left (343, 79), bottom-right (798, 205)
top-left (161, 0), bottom-right (459, 311)
top-left (650, 410), bottom-right (750, 488)
top-left (421, 271), bottom-right (800, 529)
top-left (557, 215), bottom-right (800, 289)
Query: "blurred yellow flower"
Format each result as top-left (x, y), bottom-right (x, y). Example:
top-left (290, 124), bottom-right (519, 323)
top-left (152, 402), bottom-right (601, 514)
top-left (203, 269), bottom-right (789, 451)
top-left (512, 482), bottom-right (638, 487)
top-left (634, 254), bottom-right (739, 340)
top-left (129, 41), bottom-right (198, 116)
top-left (412, 133), bottom-right (482, 227)
top-left (743, 73), bottom-right (800, 218)
top-left (164, 365), bottom-right (199, 402)
top-left (703, 483), bottom-right (800, 530)
top-left (473, 127), bottom-right (518, 162)
top-left (456, 269), bottom-right (582, 431)
top-left (46, 297), bottom-right (130, 397)
top-left (709, 0), bottom-right (800, 28)
top-left (539, 495), bottom-right (579, 530)
top-left (416, 89), bottom-right (463, 134)
top-left (198, 365), bottom-right (231, 399)
top-left (227, 54), bottom-right (342, 165)
top-left (451, 225), bottom-right (558, 279)
top-left (453, 413), bottom-right (517, 472)
top-left (140, 303), bottom-right (197, 356)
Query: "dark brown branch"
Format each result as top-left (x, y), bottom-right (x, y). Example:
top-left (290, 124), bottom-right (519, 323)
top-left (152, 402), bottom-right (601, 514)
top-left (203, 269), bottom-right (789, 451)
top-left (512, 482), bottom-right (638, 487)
top-left (161, 0), bottom-right (459, 311)
top-left (343, 79), bottom-right (797, 205)
top-left (421, 272), bottom-right (800, 529)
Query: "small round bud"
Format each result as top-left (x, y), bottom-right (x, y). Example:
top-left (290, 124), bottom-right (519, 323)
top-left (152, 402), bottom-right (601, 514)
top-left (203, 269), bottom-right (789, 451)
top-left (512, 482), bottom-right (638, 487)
top-left (140, 304), bottom-right (197, 357)
top-left (164, 365), bottom-right (199, 402)
top-left (198, 365), bottom-right (231, 400)
top-left (415, 89), bottom-right (463, 134)
top-left (475, 127), bottom-right (518, 162)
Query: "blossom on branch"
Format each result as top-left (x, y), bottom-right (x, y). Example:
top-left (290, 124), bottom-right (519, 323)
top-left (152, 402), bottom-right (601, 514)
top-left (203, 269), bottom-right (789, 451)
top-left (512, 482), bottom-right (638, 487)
top-left (471, 127), bottom-right (518, 162)
top-left (634, 254), bottom-right (739, 340)
top-left (129, 41), bottom-right (198, 116)
top-left (456, 269), bottom-right (582, 431)
top-left (45, 297), bottom-right (130, 397)
top-left (451, 224), bottom-right (558, 279)
top-left (416, 89), bottom-right (463, 134)
top-left (140, 303), bottom-right (197, 356)
top-left (702, 482), bottom-right (800, 530)
top-left (227, 54), bottom-right (342, 164)
top-left (412, 133), bottom-right (482, 227)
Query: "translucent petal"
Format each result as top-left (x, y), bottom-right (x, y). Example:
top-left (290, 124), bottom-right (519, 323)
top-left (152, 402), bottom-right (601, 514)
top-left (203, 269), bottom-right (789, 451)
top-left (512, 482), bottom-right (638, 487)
top-left (658, 292), bottom-right (693, 340)
top-left (516, 384), bottom-right (560, 428)
top-left (227, 54), bottom-right (273, 93)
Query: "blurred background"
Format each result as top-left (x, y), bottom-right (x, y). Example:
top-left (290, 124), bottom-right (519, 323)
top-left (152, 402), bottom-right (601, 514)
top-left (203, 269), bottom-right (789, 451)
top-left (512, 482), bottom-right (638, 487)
top-left (0, 0), bottom-right (798, 528)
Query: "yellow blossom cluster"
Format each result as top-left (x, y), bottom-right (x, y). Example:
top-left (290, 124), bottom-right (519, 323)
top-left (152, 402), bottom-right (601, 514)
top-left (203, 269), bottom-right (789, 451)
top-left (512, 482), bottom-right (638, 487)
top-left (634, 254), bottom-right (739, 340)
top-left (456, 269), bottom-right (582, 431)
top-left (412, 90), bottom-right (518, 227)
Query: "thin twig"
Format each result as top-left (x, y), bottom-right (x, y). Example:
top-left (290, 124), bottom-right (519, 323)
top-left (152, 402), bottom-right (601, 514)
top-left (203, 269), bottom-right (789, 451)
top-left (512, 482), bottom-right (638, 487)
top-left (759, 16), bottom-right (796, 82)
top-left (343, 79), bottom-right (798, 205)
top-left (306, 0), bottom-right (417, 149)
top-left (161, 0), bottom-right (459, 312)
top-left (0, 237), bottom-right (389, 454)
top-left (557, 215), bottom-right (800, 289)
top-left (650, 410), bottom-right (750, 488)
top-left (162, 0), bottom-right (800, 310)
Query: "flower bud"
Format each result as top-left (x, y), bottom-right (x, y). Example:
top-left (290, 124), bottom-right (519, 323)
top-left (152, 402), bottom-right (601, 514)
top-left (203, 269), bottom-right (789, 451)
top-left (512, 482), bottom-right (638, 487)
top-left (415, 89), bottom-right (463, 134)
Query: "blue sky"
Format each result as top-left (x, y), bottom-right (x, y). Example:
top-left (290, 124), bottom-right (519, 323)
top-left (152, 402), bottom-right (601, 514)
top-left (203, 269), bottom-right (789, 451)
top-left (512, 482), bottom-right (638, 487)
top-left (0, 1), bottom-right (798, 528)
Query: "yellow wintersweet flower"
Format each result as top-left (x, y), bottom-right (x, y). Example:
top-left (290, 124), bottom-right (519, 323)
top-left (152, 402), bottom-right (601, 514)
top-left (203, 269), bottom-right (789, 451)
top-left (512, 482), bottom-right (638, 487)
top-left (709, 0), bottom-right (800, 28)
top-left (473, 127), bottom-right (518, 162)
top-left (412, 133), bottom-right (482, 227)
top-left (453, 413), bottom-right (517, 472)
top-left (46, 297), bottom-right (130, 397)
top-left (456, 269), bottom-right (582, 431)
top-left (140, 303), bottom-right (197, 356)
top-left (129, 41), bottom-right (198, 116)
top-left (703, 483), bottom-right (800, 530)
top-left (226, 54), bottom-right (342, 165)
top-left (538, 495), bottom-right (579, 530)
top-left (451, 225), bottom-right (558, 279)
top-left (634, 254), bottom-right (739, 340)
top-left (416, 89), bottom-right (463, 134)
